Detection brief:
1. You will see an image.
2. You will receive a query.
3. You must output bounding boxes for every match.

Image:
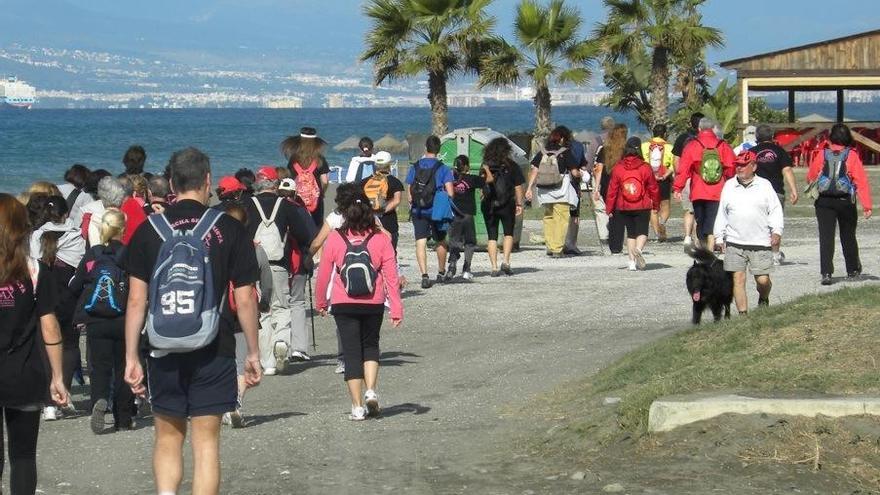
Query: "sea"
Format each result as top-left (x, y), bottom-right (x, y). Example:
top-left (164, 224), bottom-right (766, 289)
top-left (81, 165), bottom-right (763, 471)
top-left (1, 103), bottom-right (876, 193)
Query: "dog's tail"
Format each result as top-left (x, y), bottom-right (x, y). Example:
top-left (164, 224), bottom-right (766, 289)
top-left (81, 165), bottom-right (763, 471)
top-left (685, 244), bottom-right (718, 264)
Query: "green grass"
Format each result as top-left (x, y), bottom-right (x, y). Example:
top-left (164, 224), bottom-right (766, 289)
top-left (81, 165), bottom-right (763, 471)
top-left (537, 286), bottom-right (880, 443)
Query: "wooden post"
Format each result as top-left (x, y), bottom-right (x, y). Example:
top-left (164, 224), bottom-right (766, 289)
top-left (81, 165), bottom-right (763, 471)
top-left (738, 78), bottom-right (750, 125)
top-left (788, 90), bottom-right (796, 123)
top-left (836, 89), bottom-right (845, 122)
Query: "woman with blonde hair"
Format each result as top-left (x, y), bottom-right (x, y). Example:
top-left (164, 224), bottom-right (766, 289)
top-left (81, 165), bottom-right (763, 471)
top-left (283, 126), bottom-right (331, 226)
top-left (19, 181), bottom-right (62, 206)
top-left (593, 123), bottom-right (628, 253)
top-left (69, 208), bottom-right (134, 434)
top-left (0, 193), bottom-right (69, 493)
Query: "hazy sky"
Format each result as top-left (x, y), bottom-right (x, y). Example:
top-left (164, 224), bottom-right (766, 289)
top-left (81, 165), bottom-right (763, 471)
top-left (5, 0), bottom-right (880, 70)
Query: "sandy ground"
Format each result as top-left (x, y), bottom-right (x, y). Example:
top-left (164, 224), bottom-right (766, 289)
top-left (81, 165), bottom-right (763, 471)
top-left (28, 213), bottom-right (880, 495)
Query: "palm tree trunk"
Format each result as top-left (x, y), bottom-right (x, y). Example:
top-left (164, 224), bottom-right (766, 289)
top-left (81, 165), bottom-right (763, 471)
top-left (427, 71), bottom-right (449, 137)
top-left (650, 46), bottom-right (670, 128)
top-left (533, 83), bottom-right (552, 151)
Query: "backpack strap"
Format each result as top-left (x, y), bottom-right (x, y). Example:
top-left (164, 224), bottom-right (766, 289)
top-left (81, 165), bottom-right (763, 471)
top-left (191, 208), bottom-right (224, 241)
top-left (65, 188), bottom-right (82, 211)
top-left (148, 213), bottom-right (175, 242)
top-left (252, 197), bottom-right (282, 226)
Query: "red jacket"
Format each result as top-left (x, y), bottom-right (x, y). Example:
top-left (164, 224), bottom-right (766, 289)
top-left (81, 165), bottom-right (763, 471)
top-left (120, 197), bottom-right (147, 245)
top-left (807, 143), bottom-right (873, 210)
top-left (673, 130), bottom-right (735, 201)
top-left (605, 156), bottom-right (660, 213)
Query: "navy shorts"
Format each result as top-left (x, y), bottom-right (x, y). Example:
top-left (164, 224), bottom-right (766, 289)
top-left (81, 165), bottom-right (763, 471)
top-left (147, 350), bottom-right (237, 418)
top-left (412, 215), bottom-right (447, 242)
top-left (692, 200), bottom-right (720, 239)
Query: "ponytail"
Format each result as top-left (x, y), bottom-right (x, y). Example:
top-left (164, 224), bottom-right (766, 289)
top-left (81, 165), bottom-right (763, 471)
top-left (99, 208), bottom-right (126, 245)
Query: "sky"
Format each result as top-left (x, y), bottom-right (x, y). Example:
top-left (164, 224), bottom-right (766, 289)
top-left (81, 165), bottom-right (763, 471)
top-left (2, 0), bottom-right (879, 72)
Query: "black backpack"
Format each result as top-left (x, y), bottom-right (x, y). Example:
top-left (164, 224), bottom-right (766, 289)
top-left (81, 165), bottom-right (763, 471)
top-left (412, 159), bottom-right (442, 210)
top-left (487, 164), bottom-right (515, 209)
top-left (337, 230), bottom-right (378, 297)
top-left (83, 245), bottom-right (128, 318)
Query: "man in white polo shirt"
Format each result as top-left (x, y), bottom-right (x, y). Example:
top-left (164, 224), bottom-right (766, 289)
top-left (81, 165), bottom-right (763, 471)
top-left (714, 150), bottom-right (784, 314)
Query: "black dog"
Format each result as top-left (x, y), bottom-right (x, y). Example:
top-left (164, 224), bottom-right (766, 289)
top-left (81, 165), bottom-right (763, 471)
top-left (685, 246), bottom-right (733, 324)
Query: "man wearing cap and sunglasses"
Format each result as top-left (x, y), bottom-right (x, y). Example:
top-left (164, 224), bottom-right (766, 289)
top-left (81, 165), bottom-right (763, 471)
top-left (713, 150), bottom-right (784, 314)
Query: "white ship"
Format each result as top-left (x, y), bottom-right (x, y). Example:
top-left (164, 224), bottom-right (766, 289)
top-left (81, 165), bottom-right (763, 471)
top-left (0, 77), bottom-right (36, 110)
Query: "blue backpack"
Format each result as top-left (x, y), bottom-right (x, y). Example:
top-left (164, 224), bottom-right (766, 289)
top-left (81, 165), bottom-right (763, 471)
top-left (83, 245), bottom-right (128, 318)
top-left (817, 148), bottom-right (855, 198)
top-left (145, 209), bottom-right (224, 353)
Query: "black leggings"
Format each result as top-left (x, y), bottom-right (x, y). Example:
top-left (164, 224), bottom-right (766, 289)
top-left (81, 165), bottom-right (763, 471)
top-left (333, 312), bottom-right (383, 382)
top-left (815, 196), bottom-right (861, 275)
top-left (87, 321), bottom-right (134, 428)
top-left (0, 408), bottom-right (40, 495)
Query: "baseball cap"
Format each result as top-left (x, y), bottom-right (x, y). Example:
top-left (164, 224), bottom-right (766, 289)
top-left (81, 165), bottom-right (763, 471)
top-left (256, 166), bottom-right (279, 181)
top-left (279, 178), bottom-right (296, 191)
top-left (374, 151), bottom-right (393, 165)
top-left (735, 150), bottom-right (757, 166)
top-left (217, 176), bottom-right (246, 195)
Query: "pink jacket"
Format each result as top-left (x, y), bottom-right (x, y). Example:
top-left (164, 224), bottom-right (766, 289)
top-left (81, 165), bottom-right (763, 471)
top-left (315, 229), bottom-right (403, 320)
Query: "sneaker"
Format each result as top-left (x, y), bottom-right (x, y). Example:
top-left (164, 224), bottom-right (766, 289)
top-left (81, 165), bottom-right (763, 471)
top-left (263, 367), bottom-right (277, 376)
top-left (364, 389), bottom-right (380, 417)
top-left (500, 263), bottom-right (513, 276)
top-left (847, 270), bottom-right (862, 281)
top-left (229, 408), bottom-right (246, 429)
top-left (290, 350), bottom-right (311, 362)
top-left (420, 275), bottom-right (432, 290)
top-left (490, 270), bottom-right (501, 277)
top-left (350, 405), bottom-right (367, 421)
top-left (221, 412), bottom-right (232, 426)
top-left (435, 273), bottom-right (446, 284)
top-left (90, 399), bottom-right (107, 434)
top-left (758, 298), bottom-right (769, 308)
top-left (273, 342), bottom-right (289, 374)
top-left (633, 249), bottom-right (646, 270)
top-left (446, 263), bottom-right (457, 280)
top-left (627, 260), bottom-right (637, 271)
top-left (821, 274), bottom-right (833, 286)
top-left (461, 271), bottom-right (474, 281)
top-left (42, 406), bottom-right (58, 421)
top-left (61, 402), bottom-right (78, 417)
top-left (683, 235), bottom-right (693, 246)
top-left (334, 361), bottom-right (345, 374)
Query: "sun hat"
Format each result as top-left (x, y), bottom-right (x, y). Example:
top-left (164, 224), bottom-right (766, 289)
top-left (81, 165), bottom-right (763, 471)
top-left (374, 151), bottom-right (393, 165)
top-left (217, 176), bottom-right (245, 195)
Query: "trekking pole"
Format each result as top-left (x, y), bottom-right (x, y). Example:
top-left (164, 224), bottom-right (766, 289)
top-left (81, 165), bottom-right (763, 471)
top-left (308, 274), bottom-right (317, 352)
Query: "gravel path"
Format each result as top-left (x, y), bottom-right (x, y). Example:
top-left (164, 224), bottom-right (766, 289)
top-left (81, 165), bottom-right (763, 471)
top-left (31, 216), bottom-right (880, 494)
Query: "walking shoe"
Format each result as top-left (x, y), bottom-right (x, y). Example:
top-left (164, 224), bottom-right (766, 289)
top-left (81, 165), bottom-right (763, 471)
top-left (61, 402), bottom-right (78, 417)
top-left (115, 418), bottom-right (135, 432)
top-left (490, 270), bottom-right (501, 277)
top-left (290, 350), bottom-right (311, 362)
top-left (263, 367), bottom-right (277, 376)
top-left (364, 389), bottom-right (380, 417)
top-left (435, 272), bottom-right (447, 285)
top-left (772, 251), bottom-right (786, 266)
top-left (90, 399), bottom-right (107, 434)
top-left (229, 408), bottom-right (246, 429)
top-left (500, 263), bottom-right (513, 276)
top-left (334, 361), bottom-right (345, 374)
top-left (273, 341), bottom-right (289, 374)
top-left (221, 412), bottom-right (232, 426)
top-left (420, 275), bottom-right (432, 289)
top-left (42, 406), bottom-right (58, 421)
top-left (633, 249), bottom-right (646, 270)
top-left (627, 260), bottom-right (637, 271)
top-left (350, 405), bottom-right (367, 421)
top-left (757, 298), bottom-right (769, 308)
top-left (461, 271), bottom-right (474, 281)
top-left (446, 263), bottom-right (457, 280)
top-left (683, 235), bottom-right (693, 246)
top-left (821, 274), bottom-right (833, 286)
top-left (847, 270), bottom-right (862, 281)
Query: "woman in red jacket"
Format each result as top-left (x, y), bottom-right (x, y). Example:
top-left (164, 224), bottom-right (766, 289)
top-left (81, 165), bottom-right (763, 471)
top-left (807, 124), bottom-right (873, 285)
top-left (605, 137), bottom-right (660, 271)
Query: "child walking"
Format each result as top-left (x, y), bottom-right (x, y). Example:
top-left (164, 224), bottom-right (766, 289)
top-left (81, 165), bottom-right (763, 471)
top-left (447, 155), bottom-right (492, 280)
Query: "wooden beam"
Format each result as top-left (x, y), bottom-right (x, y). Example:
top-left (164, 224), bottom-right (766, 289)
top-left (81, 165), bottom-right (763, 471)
top-left (852, 131), bottom-right (880, 154)
top-left (781, 127), bottom-right (825, 152)
top-left (788, 90), bottom-right (796, 123)
top-left (744, 75), bottom-right (880, 90)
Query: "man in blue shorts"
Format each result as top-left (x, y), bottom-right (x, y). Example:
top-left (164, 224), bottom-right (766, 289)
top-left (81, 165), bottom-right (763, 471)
top-left (124, 147), bottom-right (262, 495)
top-left (406, 135), bottom-right (455, 289)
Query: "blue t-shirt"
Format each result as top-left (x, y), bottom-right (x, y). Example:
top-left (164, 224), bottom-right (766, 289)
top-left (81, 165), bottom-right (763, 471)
top-left (405, 157), bottom-right (454, 216)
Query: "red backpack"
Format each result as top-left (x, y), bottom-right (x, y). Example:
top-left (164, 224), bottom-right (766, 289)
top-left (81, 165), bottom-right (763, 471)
top-left (620, 170), bottom-right (645, 204)
top-left (293, 161), bottom-right (321, 213)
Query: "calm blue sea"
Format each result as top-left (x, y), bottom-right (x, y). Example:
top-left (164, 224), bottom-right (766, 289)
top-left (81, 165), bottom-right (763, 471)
top-left (1, 103), bottom-right (876, 193)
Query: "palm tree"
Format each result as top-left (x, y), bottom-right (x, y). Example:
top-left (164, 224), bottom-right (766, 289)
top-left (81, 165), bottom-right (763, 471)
top-left (595, 0), bottom-right (723, 128)
top-left (361, 0), bottom-right (497, 136)
top-left (479, 0), bottom-right (597, 145)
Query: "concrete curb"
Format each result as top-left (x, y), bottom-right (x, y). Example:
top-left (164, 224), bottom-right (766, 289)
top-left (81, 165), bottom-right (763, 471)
top-left (648, 394), bottom-right (880, 432)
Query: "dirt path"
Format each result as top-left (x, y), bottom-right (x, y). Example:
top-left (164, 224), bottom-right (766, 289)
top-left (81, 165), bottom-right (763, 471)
top-left (32, 217), bottom-right (880, 494)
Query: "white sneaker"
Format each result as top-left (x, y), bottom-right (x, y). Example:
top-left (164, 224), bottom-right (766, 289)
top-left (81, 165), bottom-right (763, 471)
top-left (229, 408), bottom-right (246, 429)
top-left (350, 405), bottom-right (367, 421)
top-left (290, 350), bottom-right (311, 362)
top-left (273, 342), bottom-right (289, 374)
top-left (221, 412), bottom-right (232, 426)
top-left (364, 390), bottom-right (380, 417)
top-left (334, 361), bottom-right (345, 374)
top-left (627, 260), bottom-right (637, 271)
top-left (633, 249), bottom-right (646, 270)
top-left (773, 251), bottom-right (785, 266)
top-left (683, 235), bottom-right (693, 246)
top-left (42, 406), bottom-right (58, 421)
top-left (263, 367), bottom-right (277, 376)
top-left (461, 271), bottom-right (474, 281)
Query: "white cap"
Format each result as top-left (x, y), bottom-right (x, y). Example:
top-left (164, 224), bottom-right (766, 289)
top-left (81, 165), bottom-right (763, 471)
top-left (375, 151), bottom-right (393, 165)
top-left (743, 125), bottom-right (757, 142)
top-left (279, 177), bottom-right (296, 191)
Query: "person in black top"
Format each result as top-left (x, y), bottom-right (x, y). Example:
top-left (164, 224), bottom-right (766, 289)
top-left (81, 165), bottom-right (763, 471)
top-left (359, 151), bottom-right (405, 252)
top-left (752, 124), bottom-right (799, 265)
top-left (282, 127), bottom-right (331, 227)
top-left (481, 138), bottom-right (525, 274)
top-left (123, 147), bottom-right (261, 495)
top-left (672, 112), bottom-right (703, 245)
top-left (0, 193), bottom-right (69, 495)
top-left (244, 166), bottom-right (316, 372)
top-left (447, 155), bottom-right (492, 280)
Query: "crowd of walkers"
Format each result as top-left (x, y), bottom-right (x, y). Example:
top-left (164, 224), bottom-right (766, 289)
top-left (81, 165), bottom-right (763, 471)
top-left (0, 118), bottom-right (874, 494)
